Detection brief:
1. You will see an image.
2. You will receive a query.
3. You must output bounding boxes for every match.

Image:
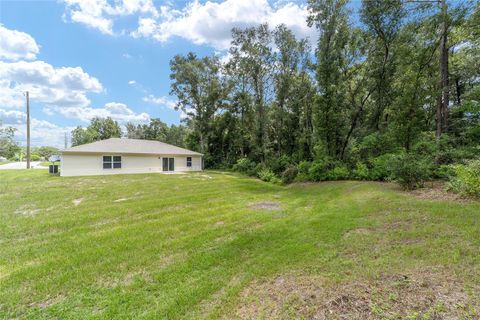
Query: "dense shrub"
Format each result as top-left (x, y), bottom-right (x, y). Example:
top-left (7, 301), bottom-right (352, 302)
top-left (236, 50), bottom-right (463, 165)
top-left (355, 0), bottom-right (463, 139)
top-left (297, 161), bottom-right (312, 181)
top-left (387, 153), bottom-right (433, 190)
top-left (327, 165), bottom-right (350, 180)
top-left (308, 159), bottom-right (330, 181)
top-left (281, 165), bottom-right (298, 184)
top-left (257, 168), bottom-right (276, 182)
top-left (447, 160), bottom-right (480, 198)
top-left (268, 155), bottom-right (292, 175)
top-left (352, 162), bottom-right (370, 180)
top-left (232, 158), bottom-right (256, 176)
top-left (30, 154), bottom-right (41, 161)
top-left (369, 153), bottom-right (396, 181)
top-left (434, 165), bottom-right (456, 180)
top-left (307, 158), bottom-right (350, 181)
top-left (359, 132), bottom-right (399, 160)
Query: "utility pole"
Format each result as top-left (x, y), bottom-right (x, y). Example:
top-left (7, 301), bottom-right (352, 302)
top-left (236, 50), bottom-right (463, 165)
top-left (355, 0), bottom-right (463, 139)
top-left (25, 91), bottom-right (31, 169)
top-left (64, 132), bottom-right (68, 149)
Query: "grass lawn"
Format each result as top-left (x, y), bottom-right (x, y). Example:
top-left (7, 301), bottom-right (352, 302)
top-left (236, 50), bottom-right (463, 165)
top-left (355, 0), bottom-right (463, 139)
top-left (1, 170), bottom-right (479, 319)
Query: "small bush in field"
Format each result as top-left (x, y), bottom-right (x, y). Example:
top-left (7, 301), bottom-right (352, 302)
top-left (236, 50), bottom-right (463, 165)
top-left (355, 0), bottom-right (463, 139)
top-left (257, 168), bottom-right (276, 182)
top-left (387, 153), bottom-right (432, 190)
top-left (353, 162), bottom-right (370, 180)
top-left (447, 160), bottom-right (480, 198)
top-left (270, 176), bottom-right (283, 185)
top-left (281, 165), bottom-right (298, 184)
top-left (232, 158), bottom-right (256, 176)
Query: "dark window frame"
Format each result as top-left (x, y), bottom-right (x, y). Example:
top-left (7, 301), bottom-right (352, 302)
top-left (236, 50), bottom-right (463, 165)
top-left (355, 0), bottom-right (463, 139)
top-left (186, 156), bottom-right (192, 167)
top-left (103, 155), bottom-right (122, 169)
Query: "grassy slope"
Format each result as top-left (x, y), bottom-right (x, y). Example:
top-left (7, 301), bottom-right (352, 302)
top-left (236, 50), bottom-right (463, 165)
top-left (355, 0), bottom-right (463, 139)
top-left (0, 170), bottom-right (479, 319)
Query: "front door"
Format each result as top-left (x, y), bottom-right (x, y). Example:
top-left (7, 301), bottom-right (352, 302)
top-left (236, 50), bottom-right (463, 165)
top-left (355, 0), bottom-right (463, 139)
top-left (162, 157), bottom-right (174, 171)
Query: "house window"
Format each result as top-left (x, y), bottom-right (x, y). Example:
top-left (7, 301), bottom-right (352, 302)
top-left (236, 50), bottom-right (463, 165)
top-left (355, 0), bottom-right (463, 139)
top-left (103, 156), bottom-right (121, 169)
top-left (186, 157), bottom-right (192, 167)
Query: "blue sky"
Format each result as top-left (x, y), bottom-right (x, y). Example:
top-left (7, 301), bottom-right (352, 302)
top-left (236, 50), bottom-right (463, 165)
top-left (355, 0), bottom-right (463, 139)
top-left (0, 0), bottom-right (349, 147)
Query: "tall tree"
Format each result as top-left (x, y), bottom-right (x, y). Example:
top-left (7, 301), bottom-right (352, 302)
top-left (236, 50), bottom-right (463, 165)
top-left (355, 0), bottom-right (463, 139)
top-left (308, 0), bottom-right (351, 158)
top-left (229, 24), bottom-right (275, 161)
top-left (271, 24), bottom-right (314, 160)
top-left (360, 0), bottom-right (405, 131)
top-left (170, 53), bottom-right (228, 156)
top-left (71, 117), bottom-right (121, 146)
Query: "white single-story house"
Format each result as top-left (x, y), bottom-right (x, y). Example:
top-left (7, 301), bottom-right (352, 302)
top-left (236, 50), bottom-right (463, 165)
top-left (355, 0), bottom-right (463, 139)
top-left (60, 138), bottom-right (203, 177)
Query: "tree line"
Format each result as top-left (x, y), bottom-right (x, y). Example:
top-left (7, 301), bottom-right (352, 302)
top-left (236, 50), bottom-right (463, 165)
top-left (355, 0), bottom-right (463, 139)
top-left (65, 0), bottom-right (479, 190)
top-left (169, 1), bottom-right (479, 171)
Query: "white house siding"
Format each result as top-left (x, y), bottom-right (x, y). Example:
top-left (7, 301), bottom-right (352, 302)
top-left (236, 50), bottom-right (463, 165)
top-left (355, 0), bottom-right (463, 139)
top-left (61, 153), bottom-right (202, 177)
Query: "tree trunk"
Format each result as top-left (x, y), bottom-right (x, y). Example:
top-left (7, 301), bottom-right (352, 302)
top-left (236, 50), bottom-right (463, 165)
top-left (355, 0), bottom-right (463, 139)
top-left (436, 0), bottom-right (449, 139)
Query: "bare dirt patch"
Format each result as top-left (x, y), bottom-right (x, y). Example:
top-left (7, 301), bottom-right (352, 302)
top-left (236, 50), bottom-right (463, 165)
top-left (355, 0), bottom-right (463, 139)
top-left (408, 181), bottom-right (468, 202)
top-left (231, 269), bottom-right (479, 319)
top-left (30, 295), bottom-right (65, 309)
top-left (343, 227), bottom-right (374, 238)
top-left (14, 205), bottom-right (41, 216)
top-left (72, 198), bottom-right (83, 206)
top-left (249, 201), bottom-right (281, 211)
top-left (97, 270), bottom-right (152, 288)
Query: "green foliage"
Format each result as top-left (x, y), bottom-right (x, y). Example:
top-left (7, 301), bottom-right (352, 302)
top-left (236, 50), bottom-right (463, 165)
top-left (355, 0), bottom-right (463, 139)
top-left (257, 168), bottom-right (276, 182)
top-left (281, 165), bottom-right (298, 184)
top-left (30, 154), bottom-right (40, 161)
top-left (328, 165), bottom-right (350, 180)
top-left (36, 146), bottom-right (59, 160)
top-left (0, 124), bottom-right (19, 159)
top-left (308, 159), bottom-right (331, 182)
top-left (359, 133), bottom-right (400, 161)
top-left (297, 161), bottom-right (312, 181)
top-left (159, 5), bottom-right (480, 172)
top-left (353, 162), bottom-right (370, 180)
top-left (447, 160), bottom-right (480, 198)
top-left (126, 119), bottom-right (188, 148)
top-left (369, 154), bottom-right (397, 181)
top-left (307, 158), bottom-right (350, 181)
top-left (386, 153), bottom-right (433, 190)
top-left (232, 158), bottom-right (256, 176)
top-left (268, 155), bottom-right (292, 175)
top-left (71, 117), bottom-right (122, 146)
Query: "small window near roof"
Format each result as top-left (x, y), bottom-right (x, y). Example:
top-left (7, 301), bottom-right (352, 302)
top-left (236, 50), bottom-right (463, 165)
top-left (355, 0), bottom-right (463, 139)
top-left (103, 155), bottom-right (121, 169)
top-left (186, 157), bottom-right (192, 167)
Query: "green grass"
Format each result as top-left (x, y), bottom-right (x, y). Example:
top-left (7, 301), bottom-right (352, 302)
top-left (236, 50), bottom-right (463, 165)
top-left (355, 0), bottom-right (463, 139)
top-left (0, 170), bottom-right (479, 319)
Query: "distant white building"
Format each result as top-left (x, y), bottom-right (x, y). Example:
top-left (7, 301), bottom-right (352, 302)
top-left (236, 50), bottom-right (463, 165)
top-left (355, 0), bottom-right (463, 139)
top-left (60, 138), bottom-right (203, 177)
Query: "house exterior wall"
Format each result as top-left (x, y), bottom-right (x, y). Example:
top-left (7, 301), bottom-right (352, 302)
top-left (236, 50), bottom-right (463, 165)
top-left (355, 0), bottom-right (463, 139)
top-left (60, 153), bottom-right (202, 177)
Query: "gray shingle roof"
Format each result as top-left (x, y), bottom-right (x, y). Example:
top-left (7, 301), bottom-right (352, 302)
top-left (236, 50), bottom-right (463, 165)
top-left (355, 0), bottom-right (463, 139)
top-left (62, 138), bottom-right (203, 156)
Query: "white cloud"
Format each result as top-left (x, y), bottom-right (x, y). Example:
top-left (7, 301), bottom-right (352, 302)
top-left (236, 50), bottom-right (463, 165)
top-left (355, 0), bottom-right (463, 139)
top-left (0, 109), bottom-right (25, 124)
top-left (0, 25), bottom-right (40, 61)
top-left (61, 0), bottom-right (315, 50)
top-left (128, 80), bottom-right (136, 85)
top-left (62, 0), bottom-right (158, 35)
top-left (0, 60), bottom-right (102, 110)
top-left (143, 94), bottom-right (177, 110)
top-left (0, 109), bottom-right (73, 147)
top-left (131, 0), bottom-right (315, 49)
top-left (70, 10), bottom-right (114, 35)
top-left (48, 102), bottom-right (150, 124)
